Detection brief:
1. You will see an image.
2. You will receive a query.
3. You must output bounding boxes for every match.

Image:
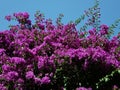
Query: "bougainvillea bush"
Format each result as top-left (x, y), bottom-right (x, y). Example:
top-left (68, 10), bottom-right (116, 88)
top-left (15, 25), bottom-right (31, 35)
top-left (0, 2), bottom-right (120, 90)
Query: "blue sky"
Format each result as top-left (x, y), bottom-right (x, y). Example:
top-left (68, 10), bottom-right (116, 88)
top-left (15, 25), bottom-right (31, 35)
top-left (0, 0), bottom-right (120, 35)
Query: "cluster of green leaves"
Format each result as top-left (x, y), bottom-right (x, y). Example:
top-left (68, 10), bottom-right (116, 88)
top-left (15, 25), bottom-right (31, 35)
top-left (96, 69), bottom-right (120, 89)
top-left (75, 0), bottom-right (120, 39)
top-left (75, 0), bottom-right (100, 32)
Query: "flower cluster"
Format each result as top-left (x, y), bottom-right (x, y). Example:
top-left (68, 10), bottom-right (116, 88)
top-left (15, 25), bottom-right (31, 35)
top-left (0, 10), bottom-right (120, 90)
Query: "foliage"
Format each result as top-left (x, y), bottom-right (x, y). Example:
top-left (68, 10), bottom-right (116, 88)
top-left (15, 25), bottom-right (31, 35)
top-left (0, 0), bottom-right (120, 90)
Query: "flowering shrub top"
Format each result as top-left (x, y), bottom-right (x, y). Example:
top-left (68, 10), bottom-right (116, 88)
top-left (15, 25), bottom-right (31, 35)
top-left (0, 5), bottom-right (120, 90)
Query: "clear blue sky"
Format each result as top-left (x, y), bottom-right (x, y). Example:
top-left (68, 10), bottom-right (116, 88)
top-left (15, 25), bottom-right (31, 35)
top-left (0, 0), bottom-right (120, 35)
